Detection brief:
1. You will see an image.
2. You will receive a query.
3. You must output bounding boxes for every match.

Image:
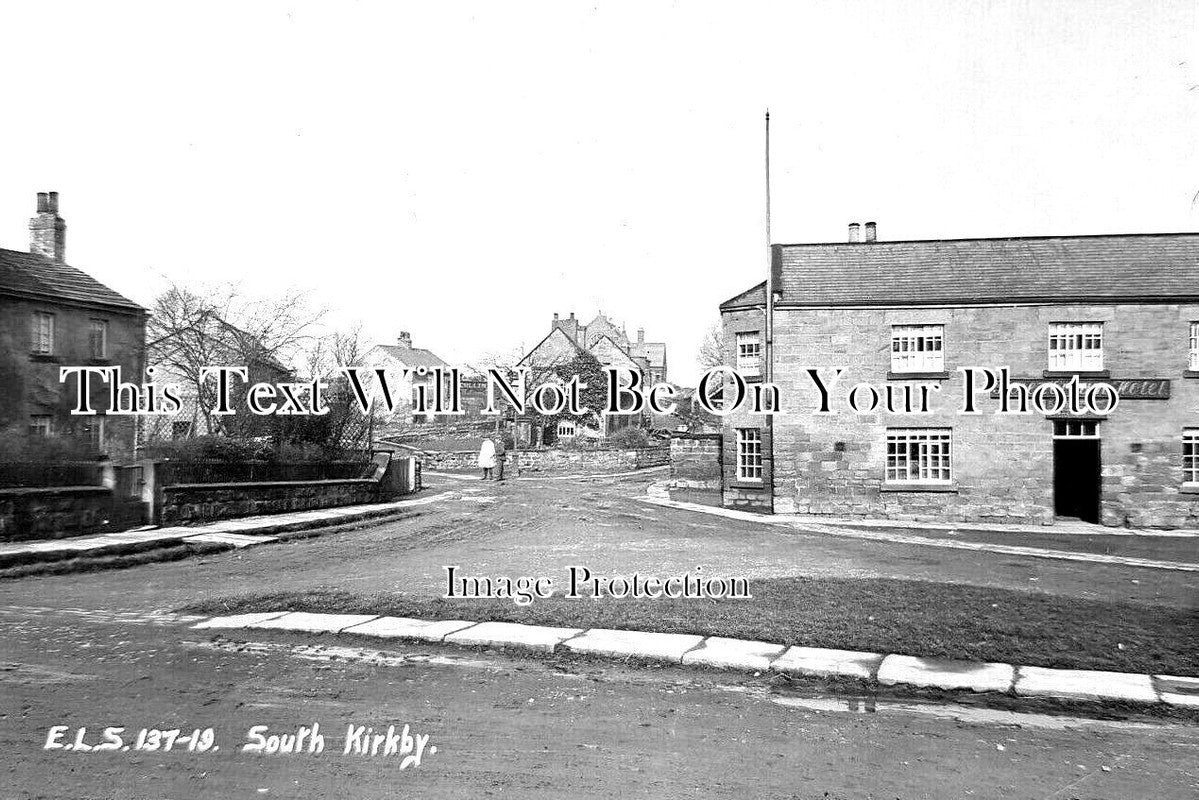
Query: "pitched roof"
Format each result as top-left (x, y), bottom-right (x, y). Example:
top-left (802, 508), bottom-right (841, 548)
top-left (629, 341), bottom-right (667, 368)
top-left (517, 326), bottom-right (589, 367)
top-left (371, 343), bottom-right (450, 370)
top-left (0, 248), bottom-right (144, 312)
top-left (721, 234), bottom-right (1199, 309)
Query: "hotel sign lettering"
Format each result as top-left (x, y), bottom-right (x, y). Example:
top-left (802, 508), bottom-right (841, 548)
top-left (991, 377), bottom-right (1171, 401)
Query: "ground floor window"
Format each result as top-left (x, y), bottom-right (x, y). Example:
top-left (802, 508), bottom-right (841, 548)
top-left (885, 428), bottom-right (951, 483)
top-left (736, 428), bottom-right (763, 481)
top-left (557, 419), bottom-right (576, 439)
top-left (1053, 420), bottom-right (1099, 439)
top-left (29, 415), bottom-right (52, 437)
top-left (1185, 429), bottom-right (1199, 484)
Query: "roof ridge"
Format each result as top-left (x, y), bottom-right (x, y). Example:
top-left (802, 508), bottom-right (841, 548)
top-left (773, 231), bottom-right (1199, 248)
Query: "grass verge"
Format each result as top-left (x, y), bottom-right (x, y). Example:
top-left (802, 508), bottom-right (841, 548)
top-left (184, 576), bottom-right (1199, 676)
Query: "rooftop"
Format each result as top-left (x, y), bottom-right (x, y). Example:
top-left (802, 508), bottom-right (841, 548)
top-left (0, 248), bottom-right (144, 312)
top-left (721, 232), bottom-right (1199, 309)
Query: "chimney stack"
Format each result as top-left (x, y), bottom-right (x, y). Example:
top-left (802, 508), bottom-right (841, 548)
top-left (864, 221), bottom-right (877, 243)
top-left (848, 222), bottom-right (861, 244)
top-left (637, 328), bottom-right (645, 343)
top-left (397, 331), bottom-right (412, 348)
top-left (30, 191), bottom-right (66, 262)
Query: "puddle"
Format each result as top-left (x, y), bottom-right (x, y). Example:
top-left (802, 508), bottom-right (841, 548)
top-left (189, 638), bottom-right (507, 672)
top-left (728, 687), bottom-right (1180, 731)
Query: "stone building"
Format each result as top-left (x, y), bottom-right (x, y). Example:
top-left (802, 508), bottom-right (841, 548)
top-left (0, 193), bottom-right (146, 459)
top-left (718, 226), bottom-right (1199, 528)
top-left (362, 331), bottom-right (452, 425)
top-left (534, 312), bottom-right (668, 385)
top-left (517, 311), bottom-right (669, 441)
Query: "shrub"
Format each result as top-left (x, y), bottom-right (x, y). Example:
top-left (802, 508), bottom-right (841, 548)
top-left (607, 427), bottom-right (651, 449)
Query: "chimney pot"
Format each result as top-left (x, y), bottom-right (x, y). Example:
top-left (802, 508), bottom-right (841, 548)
top-left (397, 331), bottom-right (412, 348)
top-left (30, 191), bottom-right (66, 262)
top-left (637, 327), bottom-right (645, 343)
top-left (848, 222), bottom-right (861, 244)
top-left (864, 221), bottom-right (877, 243)
top-left (569, 312), bottom-right (575, 320)
top-left (553, 312), bottom-right (559, 320)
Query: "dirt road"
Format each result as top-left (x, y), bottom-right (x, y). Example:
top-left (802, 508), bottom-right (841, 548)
top-left (1, 474), bottom-right (1196, 798)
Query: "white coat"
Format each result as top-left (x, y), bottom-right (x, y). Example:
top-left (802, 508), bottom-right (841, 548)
top-left (478, 439), bottom-right (497, 469)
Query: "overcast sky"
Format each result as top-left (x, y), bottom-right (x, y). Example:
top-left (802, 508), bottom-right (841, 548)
top-left (2, 1), bottom-right (1196, 385)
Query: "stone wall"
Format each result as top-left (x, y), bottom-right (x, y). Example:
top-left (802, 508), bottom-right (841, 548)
top-left (0, 486), bottom-right (115, 542)
top-left (668, 434), bottom-right (722, 490)
top-left (160, 479), bottom-right (381, 525)
top-left (422, 446), bottom-right (669, 475)
top-left (721, 302), bottom-right (1199, 527)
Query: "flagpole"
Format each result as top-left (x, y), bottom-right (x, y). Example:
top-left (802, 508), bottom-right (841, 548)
top-left (764, 110), bottom-right (775, 512)
top-left (765, 110), bottom-right (772, 386)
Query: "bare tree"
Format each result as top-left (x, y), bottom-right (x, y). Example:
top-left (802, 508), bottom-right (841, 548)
top-left (697, 321), bottom-right (727, 370)
top-left (146, 281), bottom-right (324, 436)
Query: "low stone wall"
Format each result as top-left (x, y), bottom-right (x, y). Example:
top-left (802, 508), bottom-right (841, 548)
top-left (422, 446), bottom-right (669, 475)
top-left (0, 486), bottom-right (115, 542)
top-left (160, 479), bottom-right (381, 525)
top-left (668, 434), bottom-right (722, 491)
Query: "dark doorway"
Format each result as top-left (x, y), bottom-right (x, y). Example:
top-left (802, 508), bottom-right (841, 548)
top-left (1053, 437), bottom-right (1101, 523)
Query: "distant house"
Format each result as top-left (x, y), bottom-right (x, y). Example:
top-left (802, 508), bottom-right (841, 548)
top-left (143, 316), bottom-right (291, 443)
top-left (0, 193), bottom-right (146, 459)
top-left (516, 311), bottom-right (670, 442)
top-left (362, 331), bottom-right (452, 425)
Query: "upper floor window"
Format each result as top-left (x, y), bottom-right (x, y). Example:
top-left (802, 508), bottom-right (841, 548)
top-left (1189, 322), bottom-right (1198, 371)
top-left (1185, 429), bottom-right (1199, 485)
top-left (89, 319), bottom-right (109, 359)
top-left (81, 418), bottom-right (104, 451)
top-left (31, 312), bottom-right (54, 354)
top-left (891, 324), bottom-right (944, 373)
top-left (736, 428), bottom-right (763, 481)
top-left (736, 331), bottom-right (762, 377)
top-left (1048, 322), bottom-right (1103, 372)
top-left (29, 415), bottom-right (52, 437)
top-left (886, 428), bottom-right (951, 483)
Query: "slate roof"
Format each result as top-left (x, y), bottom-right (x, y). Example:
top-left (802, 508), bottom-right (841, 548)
top-left (721, 233), bottom-right (1199, 310)
top-left (372, 344), bottom-right (450, 370)
top-left (0, 247), bottom-right (144, 312)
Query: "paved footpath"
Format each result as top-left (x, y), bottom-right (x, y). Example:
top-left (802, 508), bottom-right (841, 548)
top-left (194, 611), bottom-right (1199, 712)
top-left (641, 496), bottom-right (1199, 572)
top-left (0, 492), bottom-right (451, 569)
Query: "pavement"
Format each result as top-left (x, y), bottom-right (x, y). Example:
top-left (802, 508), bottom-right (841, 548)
top-left (0, 492), bottom-right (451, 574)
top-left (192, 611), bottom-right (1199, 710)
top-left (641, 494), bottom-right (1199, 573)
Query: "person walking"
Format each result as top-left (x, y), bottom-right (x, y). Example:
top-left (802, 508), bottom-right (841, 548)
top-left (493, 435), bottom-right (507, 481)
top-left (478, 437), bottom-right (497, 480)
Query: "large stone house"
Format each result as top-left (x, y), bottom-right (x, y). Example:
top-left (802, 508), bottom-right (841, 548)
top-left (516, 312), bottom-right (669, 442)
top-left (719, 224), bottom-right (1199, 528)
top-left (0, 193), bottom-right (146, 459)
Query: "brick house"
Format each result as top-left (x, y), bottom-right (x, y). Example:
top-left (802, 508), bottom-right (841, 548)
top-left (0, 193), bottom-right (146, 459)
top-left (719, 226), bottom-right (1199, 528)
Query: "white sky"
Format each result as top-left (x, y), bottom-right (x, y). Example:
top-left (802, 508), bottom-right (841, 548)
top-left (2, 1), bottom-right (1196, 385)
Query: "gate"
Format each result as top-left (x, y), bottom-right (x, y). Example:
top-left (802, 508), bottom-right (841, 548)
top-left (111, 465), bottom-right (148, 528)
